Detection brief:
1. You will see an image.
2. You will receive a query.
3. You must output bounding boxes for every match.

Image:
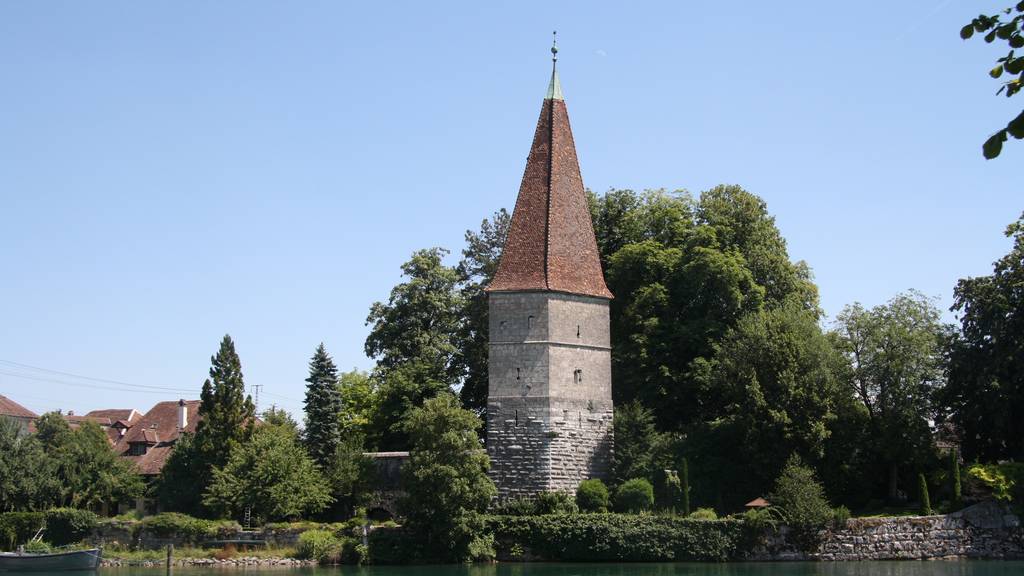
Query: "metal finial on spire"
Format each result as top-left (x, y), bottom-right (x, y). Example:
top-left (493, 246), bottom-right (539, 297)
top-left (546, 31), bottom-right (564, 100)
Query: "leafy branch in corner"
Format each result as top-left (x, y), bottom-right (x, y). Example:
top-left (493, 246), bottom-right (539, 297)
top-left (961, 2), bottom-right (1024, 158)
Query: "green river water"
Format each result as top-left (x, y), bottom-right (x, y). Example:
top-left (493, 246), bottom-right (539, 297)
top-left (90, 563), bottom-right (1024, 576)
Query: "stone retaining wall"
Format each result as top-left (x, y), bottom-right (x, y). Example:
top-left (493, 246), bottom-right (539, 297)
top-left (754, 501), bottom-right (1024, 561)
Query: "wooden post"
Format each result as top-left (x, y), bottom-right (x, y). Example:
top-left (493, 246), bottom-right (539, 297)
top-left (166, 544), bottom-right (173, 575)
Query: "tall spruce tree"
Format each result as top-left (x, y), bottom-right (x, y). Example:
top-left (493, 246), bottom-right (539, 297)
top-left (303, 343), bottom-right (343, 469)
top-left (192, 334), bottom-right (255, 509)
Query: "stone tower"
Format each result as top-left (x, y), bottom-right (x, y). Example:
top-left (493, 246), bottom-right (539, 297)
top-left (485, 42), bottom-right (614, 499)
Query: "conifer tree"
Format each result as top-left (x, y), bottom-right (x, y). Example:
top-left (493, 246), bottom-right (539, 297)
top-left (918, 473), bottom-right (932, 515)
top-left (951, 449), bottom-right (962, 509)
top-left (681, 457), bottom-right (691, 517)
top-left (192, 335), bottom-right (255, 503)
top-left (303, 343), bottom-right (343, 469)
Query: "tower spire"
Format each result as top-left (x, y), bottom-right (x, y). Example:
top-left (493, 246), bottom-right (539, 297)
top-left (546, 31), bottom-right (563, 101)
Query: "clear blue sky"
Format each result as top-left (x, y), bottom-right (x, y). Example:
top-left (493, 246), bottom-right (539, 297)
top-left (1, 1), bottom-right (1018, 420)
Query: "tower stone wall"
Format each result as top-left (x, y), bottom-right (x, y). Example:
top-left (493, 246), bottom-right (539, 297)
top-left (487, 291), bottom-right (613, 498)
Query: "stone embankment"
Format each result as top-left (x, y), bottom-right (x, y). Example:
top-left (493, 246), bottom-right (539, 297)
top-left (754, 501), bottom-right (1023, 561)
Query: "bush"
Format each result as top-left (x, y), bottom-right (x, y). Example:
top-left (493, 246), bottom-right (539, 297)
top-left (44, 508), bottom-right (98, 546)
top-left (576, 479), bottom-right (610, 513)
top-left (615, 478), bottom-right (654, 513)
top-left (0, 512), bottom-right (45, 551)
top-left (339, 537), bottom-right (366, 565)
top-left (367, 526), bottom-right (416, 564)
top-left (535, 491), bottom-right (578, 515)
top-left (769, 455), bottom-right (832, 552)
top-left (295, 530), bottom-right (342, 564)
top-left (487, 514), bottom-right (743, 561)
top-left (654, 470), bottom-right (682, 512)
top-left (967, 462), bottom-right (1024, 512)
top-left (139, 513), bottom-right (239, 545)
top-left (831, 506), bottom-right (850, 529)
top-left (689, 507), bottom-right (717, 520)
top-left (23, 540), bottom-right (51, 554)
top-left (491, 497), bottom-right (536, 516)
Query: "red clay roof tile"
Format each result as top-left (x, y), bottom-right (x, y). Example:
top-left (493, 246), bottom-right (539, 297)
top-left (487, 87), bottom-right (611, 299)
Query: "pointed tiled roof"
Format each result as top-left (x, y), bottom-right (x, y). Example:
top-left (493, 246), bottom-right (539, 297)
top-left (487, 60), bottom-right (612, 299)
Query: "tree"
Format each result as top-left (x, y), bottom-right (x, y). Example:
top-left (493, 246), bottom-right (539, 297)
top-left (261, 406), bottom-right (299, 434)
top-left (611, 401), bottom-right (666, 486)
top-left (322, 436), bottom-right (375, 518)
top-left (687, 303), bottom-right (841, 509)
top-left (337, 369), bottom-right (377, 438)
top-left (203, 423), bottom-right (332, 522)
top-left (680, 457), bottom-right (691, 516)
top-left (834, 291), bottom-right (948, 501)
top-left (0, 418), bottom-right (58, 512)
top-left (960, 4), bottom-right (1024, 158)
top-left (454, 209), bottom-right (510, 415)
top-left (365, 247), bottom-right (464, 383)
top-left (918, 473), bottom-right (932, 515)
top-left (57, 422), bottom-right (144, 509)
top-left (398, 393), bottom-right (496, 562)
top-left (156, 432), bottom-right (205, 515)
top-left (942, 213), bottom-right (1024, 461)
top-left (303, 343), bottom-right (343, 469)
top-left (365, 248), bottom-right (464, 449)
top-left (191, 335), bottom-right (256, 513)
top-left (769, 454), bottom-right (832, 552)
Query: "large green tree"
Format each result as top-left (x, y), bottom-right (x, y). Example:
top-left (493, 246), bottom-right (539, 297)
top-left (833, 291), bottom-right (948, 501)
top-left (0, 418), bottom-right (59, 512)
top-left (337, 369), bottom-right (377, 438)
top-left (204, 423), bottom-right (332, 522)
top-left (398, 393), bottom-right (496, 562)
top-left (611, 401), bottom-right (669, 487)
top-left (32, 415), bottom-right (143, 510)
top-left (194, 335), bottom-right (255, 468)
top-left (687, 303), bottom-right (841, 509)
top-left (454, 209), bottom-right (510, 415)
top-left (943, 213), bottom-right (1024, 461)
top-left (960, 4), bottom-right (1024, 158)
top-left (156, 432), bottom-right (204, 514)
top-left (365, 248), bottom-right (464, 449)
top-left (303, 343), bottom-right (343, 469)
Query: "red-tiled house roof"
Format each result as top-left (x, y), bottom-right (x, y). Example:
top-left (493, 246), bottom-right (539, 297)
top-left (120, 400), bottom-right (200, 476)
top-left (486, 64), bottom-right (612, 300)
top-left (85, 408), bottom-right (140, 424)
top-left (0, 394), bottom-right (38, 419)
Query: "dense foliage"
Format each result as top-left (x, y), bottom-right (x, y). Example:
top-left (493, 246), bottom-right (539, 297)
top-left (943, 213), bottom-right (1024, 462)
top-left (397, 394), bottom-right (497, 562)
top-left (204, 423), bottom-right (333, 522)
top-left (0, 415), bottom-right (142, 513)
top-left (486, 514), bottom-right (745, 561)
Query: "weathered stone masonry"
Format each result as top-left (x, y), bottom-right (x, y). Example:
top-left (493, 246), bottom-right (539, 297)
top-left (752, 501), bottom-right (1024, 561)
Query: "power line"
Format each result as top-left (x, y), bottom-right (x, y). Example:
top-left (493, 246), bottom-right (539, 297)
top-left (0, 370), bottom-right (195, 395)
top-left (0, 359), bottom-right (189, 393)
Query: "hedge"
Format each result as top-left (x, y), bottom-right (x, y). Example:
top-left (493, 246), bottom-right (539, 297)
top-left (138, 513), bottom-right (240, 544)
top-left (486, 514), bottom-right (745, 562)
top-left (0, 509), bottom-right (99, 550)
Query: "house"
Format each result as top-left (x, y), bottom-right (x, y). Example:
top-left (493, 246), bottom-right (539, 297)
top-left (85, 408), bottom-right (141, 444)
top-left (0, 394), bottom-right (38, 434)
top-left (119, 399), bottom-right (200, 477)
top-left (62, 408), bottom-right (141, 445)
